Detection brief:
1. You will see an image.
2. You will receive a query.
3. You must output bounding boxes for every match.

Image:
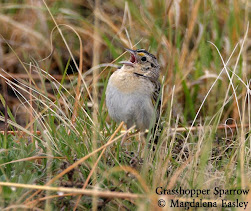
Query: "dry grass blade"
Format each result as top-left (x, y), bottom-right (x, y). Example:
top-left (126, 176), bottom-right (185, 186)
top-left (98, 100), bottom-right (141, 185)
top-left (95, 9), bottom-right (129, 46)
top-left (0, 117), bottom-right (43, 142)
top-left (0, 14), bottom-right (49, 48)
top-left (24, 122), bottom-right (124, 204)
top-left (0, 72), bottom-right (79, 135)
top-left (174, 123), bottom-right (250, 132)
top-left (1, 123), bottom-right (249, 135)
top-left (0, 73), bottom-right (75, 80)
top-left (88, 1), bottom-right (101, 209)
top-left (3, 79), bottom-right (8, 148)
top-left (182, 41), bottom-right (240, 152)
top-left (179, 0), bottom-right (201, 69)
top-left (41, 0), bottom-right (91, 126)
top-left (0, 1), bottom-right (250, 209)
top-left (0, 182), bottom-right (143, 199)
top-left (0, 131), bottom-right (41, 135)
top-left (26, 193), bottom-right (76, 207)
top-left (166, 156), bottom-right (193, 190)
top-left (108, 165), bottom-right (150, 193)
top-left (2, 205), bottom-right (43, 211)
top-left (29, 63), bottom-right (33, 142)
top-left (0, 156), bottom-right (65, 167)
top-left (73, 121), bottom-right (125, 210)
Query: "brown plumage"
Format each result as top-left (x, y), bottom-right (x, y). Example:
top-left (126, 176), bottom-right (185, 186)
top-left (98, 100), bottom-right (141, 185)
top-left (106, 48), bottom-right (161, 141)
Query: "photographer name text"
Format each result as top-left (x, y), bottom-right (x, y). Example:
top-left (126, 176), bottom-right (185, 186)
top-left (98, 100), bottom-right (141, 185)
top-left (156, 187), bottom-right (249, 210)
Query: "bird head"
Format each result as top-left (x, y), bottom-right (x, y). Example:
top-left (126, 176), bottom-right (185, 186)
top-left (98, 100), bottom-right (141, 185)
top-left (120, 48), bottom-right (160, 80)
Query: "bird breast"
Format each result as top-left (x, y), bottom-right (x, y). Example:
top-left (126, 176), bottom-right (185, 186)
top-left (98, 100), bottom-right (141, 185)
top-left (107, 69), bottom-right (154, 94)
top-left (106, 69), bottom-right (156, 131)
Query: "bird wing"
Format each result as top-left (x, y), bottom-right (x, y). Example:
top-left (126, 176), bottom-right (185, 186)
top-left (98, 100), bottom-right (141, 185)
top-left (133, 72), bottom-right (162, 143)
top-left (152, 80), bottom-right (161, 119)
top-left (133, 72), bottom-right (161, 115)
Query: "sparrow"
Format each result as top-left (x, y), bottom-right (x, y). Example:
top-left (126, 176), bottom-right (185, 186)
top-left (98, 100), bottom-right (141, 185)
top-left (106, 48), bottom-right (161, 140)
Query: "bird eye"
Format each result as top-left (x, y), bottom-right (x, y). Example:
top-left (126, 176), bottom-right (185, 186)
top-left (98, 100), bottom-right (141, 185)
top-left (141, 56), bottom-right (147, 61)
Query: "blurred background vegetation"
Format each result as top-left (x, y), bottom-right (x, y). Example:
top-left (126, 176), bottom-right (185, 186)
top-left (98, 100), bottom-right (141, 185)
top-left (0, 0), bottom-right (250, 126)
top-left (0, 0), bottom-right (250, 210)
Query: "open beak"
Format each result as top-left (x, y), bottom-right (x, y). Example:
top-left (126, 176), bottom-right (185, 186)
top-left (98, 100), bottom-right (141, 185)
top-left (119, 48), bottom-right (137, 66)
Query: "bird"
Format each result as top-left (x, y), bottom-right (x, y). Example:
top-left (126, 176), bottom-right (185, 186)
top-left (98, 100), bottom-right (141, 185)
top-left (105, 48), bottom-right (161, 143)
